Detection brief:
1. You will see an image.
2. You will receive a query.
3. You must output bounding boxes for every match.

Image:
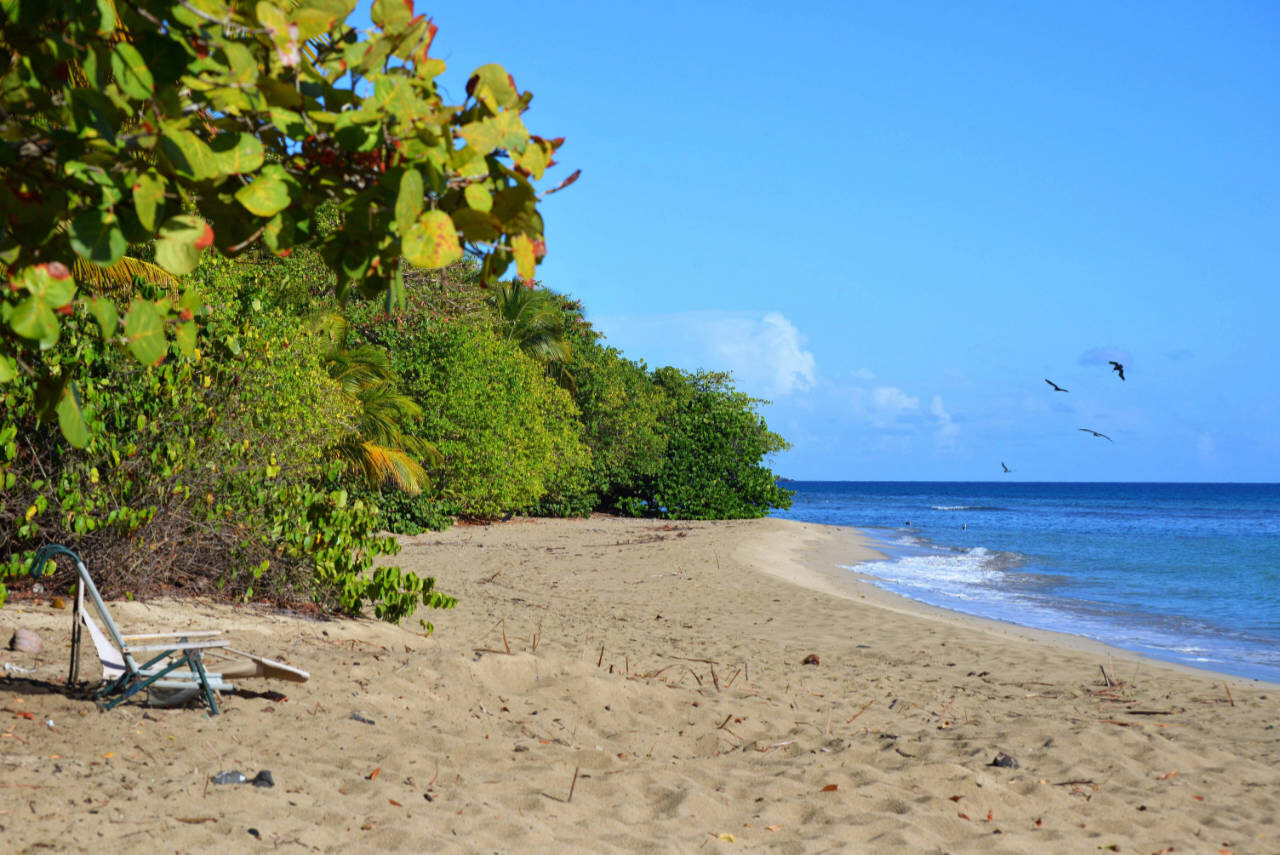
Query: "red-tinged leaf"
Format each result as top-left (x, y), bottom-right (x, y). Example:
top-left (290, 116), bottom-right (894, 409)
top-left (543, 168), bottom-right (580, 196)
top-left (389, 798), bottom-right (402, 807)
top-left (948, 795), bottom-right (962, 802)
top-left (986, 810), bottom-right (993, 822)
top-left (957, 812), bottom-right (971, 821)
top-left (1157, 770), bottom-right (1178, 780)
top-left (194, 223), bottom-right (214, 249)
top-left (368, 767), bottom-right (381, 780)
top-left (1034, 818), bottom-right (1043, 827)
top-left (41, 261), bottom-right (71, 280)
top-left (1192, 794), bottom-right (1204, 801)
top-left (15, 711), bottom-right (35, 720)
top-left (819, 784), bottom-right (838, 793)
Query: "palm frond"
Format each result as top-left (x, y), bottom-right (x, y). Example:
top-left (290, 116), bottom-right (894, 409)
top-left (72, 256), bottom-right (180, 294)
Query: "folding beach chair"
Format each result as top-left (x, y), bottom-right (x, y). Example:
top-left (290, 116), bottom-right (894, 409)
top-left (27, 545), bottom-right (307, 714)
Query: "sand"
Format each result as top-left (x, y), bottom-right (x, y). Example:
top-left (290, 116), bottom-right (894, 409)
top-left (2, 516), bottom-right (1278, 853)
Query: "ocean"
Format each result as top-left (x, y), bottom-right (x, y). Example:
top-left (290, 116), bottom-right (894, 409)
top-left (771, 482), bottom-right (1280, 684)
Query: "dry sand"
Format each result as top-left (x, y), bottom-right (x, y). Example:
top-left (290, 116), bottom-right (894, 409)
top-left (2, 516), bottom-right (1278, 853)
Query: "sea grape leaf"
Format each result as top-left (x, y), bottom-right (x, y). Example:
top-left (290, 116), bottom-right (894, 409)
top-left (402, 210), bottom-right (461, 269)
top-left (123, 298), bottom-right (165, 365)
top-left (69, 208), bottom-right (126, 266)
top-left (55, 382), bottom-right (91, 448)
top-left (395, 168), bottom-right (423, 237)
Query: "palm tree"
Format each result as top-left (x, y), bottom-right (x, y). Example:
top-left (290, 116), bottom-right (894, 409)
top-left (487, 281), bottom-right (575, 390)
top-left (311, 311), bottom-right (441, 494)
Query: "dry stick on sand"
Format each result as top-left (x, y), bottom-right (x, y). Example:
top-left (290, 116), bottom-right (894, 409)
top-left (597, 645), bottom-right (605, 667)
top-left (567, 766), bottom-right (580, 803)
top-left (1099, 664), bottom-right (1115, 688)
top-left (710, 664), bottom-right (720, 691)
top-left (846, 699), bottom-right (875, 724)
top-left (1223, 682), bottom-right (1235, 707)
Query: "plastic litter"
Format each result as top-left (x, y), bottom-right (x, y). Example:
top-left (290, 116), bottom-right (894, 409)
top-left (211, 770), bottom-right (248, 785)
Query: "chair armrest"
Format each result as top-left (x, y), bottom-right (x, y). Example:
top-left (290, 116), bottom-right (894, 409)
top-left (123, 640), bottom-right (231, 653)
top-left (120, 631), bottom-right (223, 640)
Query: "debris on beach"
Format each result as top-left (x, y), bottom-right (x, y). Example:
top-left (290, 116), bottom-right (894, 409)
top-left (988, 752), bottom-right (1019, 768)
top-left (801, 654), bottom-right (820, 665)
top-left (8, 628), bottom-right (42, 654)
top-left (251, 770), bottom-right (275, 788)
top-left (210, 770), bottom-right (248, 785)
top-left (351, 711), bottom-right (376, 725)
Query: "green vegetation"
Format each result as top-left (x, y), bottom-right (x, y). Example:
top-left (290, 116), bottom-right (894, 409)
top-left (0, 1), bottom-right (791, 623)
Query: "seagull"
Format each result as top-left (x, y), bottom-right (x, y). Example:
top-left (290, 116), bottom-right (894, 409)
top-left (1001, 462), bottom-right (1012, 474)
top-left (1109, 361), bottom-right (1125, 381)
top-left (1045, 378), bottom-right (1069, 392)
top-left (1079, 428), bottom-right (1113, 441)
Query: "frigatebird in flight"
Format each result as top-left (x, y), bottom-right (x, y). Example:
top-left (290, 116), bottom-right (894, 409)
top-left (1045, 378), bottom-right (1069, 392)
top-left (1109, 361), bottom-right (1125, 381)
top-left (1001, 462), bottom-right (1012, 474)
top-left (1079, 428), bottom-right (1113, 441)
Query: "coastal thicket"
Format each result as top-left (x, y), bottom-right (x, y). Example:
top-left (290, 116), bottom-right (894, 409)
top-left (0, 0), bottom-right (791, 620)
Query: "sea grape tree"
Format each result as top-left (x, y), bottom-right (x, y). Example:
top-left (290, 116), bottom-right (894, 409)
top-left (0, 0), bottom-right (573, 445)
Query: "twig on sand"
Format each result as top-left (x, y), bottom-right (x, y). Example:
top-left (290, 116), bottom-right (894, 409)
top-left (710, 664), bottom-right (720, 692)
top-left (686, 667), bottom-right (703, 687)
top-left (1099, 664), bottom-right (1115, 688)
top-left (724, 668), bottom-right (742, 689)
top-left (1223, 682), bottom-right (1235, 707)
top-left (846, 699), bottom-right (874, 723)
top-left (567, 765), bottom-right (580, 803)
top-left (597, 645), bottom-right (605, 667)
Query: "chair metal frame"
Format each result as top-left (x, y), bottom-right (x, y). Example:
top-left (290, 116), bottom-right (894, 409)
top-left (27, 544), bottom-right (228, 714)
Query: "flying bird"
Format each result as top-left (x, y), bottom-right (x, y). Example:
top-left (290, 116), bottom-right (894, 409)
top-left (1045, 378), bottom-right (1069, 392)
top-left (1109, 361), bottom-right (1125, 381)
top-left (1079, 428), bottom-right (1113, 441)
top-left (1001, 462), bottom-right (1012, 474)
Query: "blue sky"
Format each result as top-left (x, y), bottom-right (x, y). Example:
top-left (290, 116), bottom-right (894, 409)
top-left (354, 2), bottom-right (1280, 481)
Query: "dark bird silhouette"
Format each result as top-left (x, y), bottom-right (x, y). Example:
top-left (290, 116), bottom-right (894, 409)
top-left (1109, 361), bottom-right (1125, 381)
top-left (1079, 428), bottom-right (1113, 441)
top-left (1045, 378), bottom-right (1069, 392)
top-left (1001, 462), bottom-right (1012, 474)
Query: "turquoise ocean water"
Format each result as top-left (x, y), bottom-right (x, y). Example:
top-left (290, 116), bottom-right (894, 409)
top-left (771, 482), bottom-right (1280, 684)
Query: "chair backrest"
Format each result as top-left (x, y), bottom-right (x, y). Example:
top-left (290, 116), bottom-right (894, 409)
top-left (28, 544), bottom-right (143, 679)
top-left (78, 609), bottom-right (128, 680)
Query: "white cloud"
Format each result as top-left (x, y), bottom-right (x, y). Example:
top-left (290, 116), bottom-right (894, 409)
top-left (853, 368), bottom-right (876, 380)
top-left (867, 386), bottom-right (920, 426)
top-left (930, 395), bottom-right (958, 448)
top-left (592, 310), bottom-right (816, 398)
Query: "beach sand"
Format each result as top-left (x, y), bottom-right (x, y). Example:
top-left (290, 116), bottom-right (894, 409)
top-left (2, 516), bottom-right (1277, 853)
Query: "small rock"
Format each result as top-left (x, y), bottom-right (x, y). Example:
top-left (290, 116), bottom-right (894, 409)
top-left (350, 711), bottom-right (375, 725)
top-left (250, 770), bottom-right (275, 788)
top-left (248, 828), bottom-right (261, 839)
top-left (9, 628), bottom-right (42, 654)
top-left (989, 752), bottom-right (1019, 769)
top-left (801, 653), bottom-right (820, 666)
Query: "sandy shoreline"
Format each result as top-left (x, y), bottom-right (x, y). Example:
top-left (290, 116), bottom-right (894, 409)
top-left (3, 516), bottom-right (1278, 853)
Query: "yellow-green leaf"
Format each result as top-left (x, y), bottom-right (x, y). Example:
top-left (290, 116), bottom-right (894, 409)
top-left (132, 170), bottom-right (166, 232)
top-left (211, 132), bottom-right (264, 175)
top-left (89, 297), bottom-right (118, 338)
top-left (235, 169), bottom-right (292, 217)
top-left (402, 210), bottom-right (462, 269)
top-left (511, 233), bottom-right (536, 282)
top-left (110, 42), bottom-right (154, 101)
top-left (123, 298), bottom-right (165, 365)
top-left (464, 183), bottom-right (492, 213)
top-left (395, 168), bottom-right (423, 237)
top-left (56, 382), bottom-right (91, 448)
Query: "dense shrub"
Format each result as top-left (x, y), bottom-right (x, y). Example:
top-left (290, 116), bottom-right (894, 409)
top-left (367, 315), bottom-right (590, 518)
top-left (629, 368), bottom-right (794, 519)
top-left (1, 299), bottom-right (454, 622)
top-left (565, 327), bottom-right (672, 511)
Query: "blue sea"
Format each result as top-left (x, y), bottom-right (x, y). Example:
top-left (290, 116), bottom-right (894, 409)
top-left (771, 482), bottom-right (1280, 684)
